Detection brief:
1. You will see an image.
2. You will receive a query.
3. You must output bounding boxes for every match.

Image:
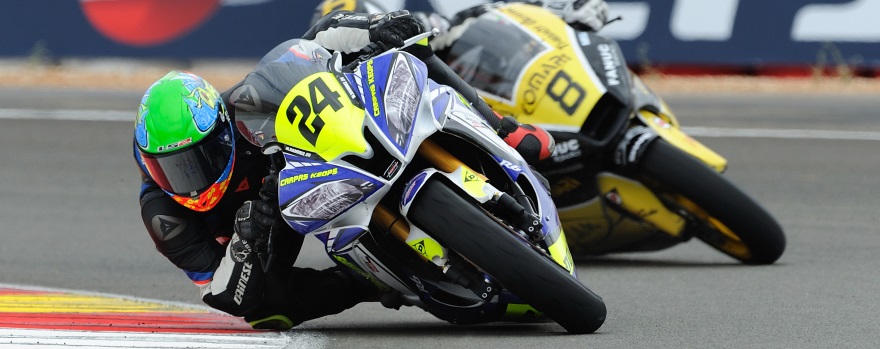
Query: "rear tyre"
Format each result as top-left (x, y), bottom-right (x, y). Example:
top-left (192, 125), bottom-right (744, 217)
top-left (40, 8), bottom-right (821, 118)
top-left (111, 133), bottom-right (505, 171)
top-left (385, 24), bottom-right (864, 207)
top-left (639, 139), bottom-right (786, 264)
top-left (408, 179), bottom-right (606, 333)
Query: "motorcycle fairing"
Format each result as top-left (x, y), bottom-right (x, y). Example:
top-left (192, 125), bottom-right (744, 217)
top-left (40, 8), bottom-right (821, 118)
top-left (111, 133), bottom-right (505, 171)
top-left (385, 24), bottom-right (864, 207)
top-left (577, 32), bottom-right (634, 108)
top-left (430, 82), bottom-right (523, 164)
top-left (359, 52), bottom-right (428, 155)
top-left (596, 172), bottom-right (686, 237)
top-left (629, 72), bottom-right (665, 117)
top-left (273, 72), bottom-right (369, 162)
top-left (314, 226), bottom-right (368, 252)
top-left (428, 83), bottom-right (454, 121)
top-left (492, 154), bottom-right (525, 180)
top-left (446, 3), bottom-right (609, 129)
top-left (327, 231), bottom-right (411, 292)
top-left (499, 302), bottom-right (544, 321)
top-left (311, 227), bottom-right (390, 290)
top-left (277, 157), bottom-right (381, 233)
top-left (557, 196), bottom-right (684, 255)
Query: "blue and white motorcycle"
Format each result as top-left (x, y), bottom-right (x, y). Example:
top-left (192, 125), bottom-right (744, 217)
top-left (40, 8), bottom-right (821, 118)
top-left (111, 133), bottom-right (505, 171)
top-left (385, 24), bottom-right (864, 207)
top-left (234, 35), bottom-right (606, 333)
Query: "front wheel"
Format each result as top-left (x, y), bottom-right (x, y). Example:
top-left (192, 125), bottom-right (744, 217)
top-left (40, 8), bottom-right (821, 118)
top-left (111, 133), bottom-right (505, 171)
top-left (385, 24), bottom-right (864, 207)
top-left (408, 179), bottom-right (606, 334)
top-left (639, 139), bottom-right (786, 264)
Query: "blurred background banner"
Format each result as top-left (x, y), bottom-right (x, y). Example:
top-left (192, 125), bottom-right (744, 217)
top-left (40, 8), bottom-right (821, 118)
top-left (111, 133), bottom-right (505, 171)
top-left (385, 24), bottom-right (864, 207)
top-left (2, 0), bottom-right (878, 74)
top-left (1, 0), bottom-right (311, 59)
top-left (601, 0), bottom-right (880, 75)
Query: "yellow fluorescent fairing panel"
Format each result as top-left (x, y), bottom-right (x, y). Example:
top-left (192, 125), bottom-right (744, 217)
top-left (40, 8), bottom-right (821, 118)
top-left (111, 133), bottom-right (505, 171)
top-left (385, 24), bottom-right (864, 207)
top-left (275, 72), bottom-right (367, 160)
top-left (640, 110), bottom-right (727, 172)
top-left (491, 4), bottom-right (606, 128)
top-left (547, 230), bottom-right (576, 274)
top-left (597, 172), bottom-right (686, 237)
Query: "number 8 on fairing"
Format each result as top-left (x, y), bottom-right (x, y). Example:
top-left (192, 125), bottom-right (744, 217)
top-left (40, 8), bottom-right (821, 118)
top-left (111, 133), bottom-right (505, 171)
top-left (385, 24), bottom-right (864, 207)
top-left (285, 77), bottom-right (344, 145)
top-left (546, 70), bottom-right (585, 116)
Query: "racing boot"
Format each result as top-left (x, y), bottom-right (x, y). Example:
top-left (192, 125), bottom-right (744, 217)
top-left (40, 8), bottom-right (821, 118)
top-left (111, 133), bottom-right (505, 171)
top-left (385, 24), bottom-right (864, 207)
top-left (244, 266), bottom-right (380, 330)
top-left (494, 112), bottom-right (556, 165)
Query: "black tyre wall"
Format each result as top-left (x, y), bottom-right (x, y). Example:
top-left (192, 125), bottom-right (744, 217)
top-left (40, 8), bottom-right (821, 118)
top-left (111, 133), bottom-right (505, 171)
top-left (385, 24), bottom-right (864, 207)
top-left (408, 179), bottom-right (606, 333)
top-left (638, 139), bottom-right (786, 264)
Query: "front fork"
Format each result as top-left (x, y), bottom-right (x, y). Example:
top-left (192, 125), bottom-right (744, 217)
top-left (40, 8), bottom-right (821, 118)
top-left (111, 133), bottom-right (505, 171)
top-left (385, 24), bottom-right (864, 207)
top-left (600, 111), bottom-right (729, 238)
top-left (638, 110), bottom-right (727, 173)
top-left (371, 138), bottom-right (542, 300)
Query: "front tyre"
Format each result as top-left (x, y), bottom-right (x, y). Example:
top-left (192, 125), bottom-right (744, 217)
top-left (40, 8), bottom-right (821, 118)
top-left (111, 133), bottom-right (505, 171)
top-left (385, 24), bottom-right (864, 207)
top-left (408, 179), bottom-right (606, 334)
top-left (639, 139), bottom-right (786, 264)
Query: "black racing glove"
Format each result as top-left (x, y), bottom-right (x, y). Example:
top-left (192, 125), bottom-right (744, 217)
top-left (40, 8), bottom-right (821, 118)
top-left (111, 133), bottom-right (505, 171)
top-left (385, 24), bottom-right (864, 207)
top-left (234, 200), bottom-right (275, 242)
top-left (232, 175), bottom-right (278, 257)
top-left (368, 10), bottom-right (424, 51)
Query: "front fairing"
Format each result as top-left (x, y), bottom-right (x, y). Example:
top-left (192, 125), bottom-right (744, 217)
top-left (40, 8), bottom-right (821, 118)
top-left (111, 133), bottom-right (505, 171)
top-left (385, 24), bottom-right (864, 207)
top-left (256, 47), bottom-right (443, 235)
top-left (229, 40), bottom-right (386, 234)
top-left (232, 39), bottom-right (339, 147)
top-left (446, 3), bottom-right (624, 129)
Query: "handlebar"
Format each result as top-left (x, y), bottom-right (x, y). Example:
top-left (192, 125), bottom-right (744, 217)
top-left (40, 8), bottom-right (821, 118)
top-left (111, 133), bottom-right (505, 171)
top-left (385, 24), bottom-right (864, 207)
top-left (343, 29), bottom-right (439, 72)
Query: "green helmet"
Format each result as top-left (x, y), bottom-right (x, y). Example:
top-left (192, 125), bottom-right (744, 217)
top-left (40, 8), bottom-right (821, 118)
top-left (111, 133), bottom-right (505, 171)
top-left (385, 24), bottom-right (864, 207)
top-left (134, 71), bottom-right (235, 212)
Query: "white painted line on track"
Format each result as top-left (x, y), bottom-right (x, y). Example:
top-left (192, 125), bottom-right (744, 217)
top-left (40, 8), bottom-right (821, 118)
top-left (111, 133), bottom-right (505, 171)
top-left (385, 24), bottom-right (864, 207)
top-left (0, 108), bottom-right (131, 122)
top-left (682, 126), bottom-right (880, 141)
top-left (0, 329), bottom-right (288, 349)
top-left (3, 108), bottom-right (880, 141)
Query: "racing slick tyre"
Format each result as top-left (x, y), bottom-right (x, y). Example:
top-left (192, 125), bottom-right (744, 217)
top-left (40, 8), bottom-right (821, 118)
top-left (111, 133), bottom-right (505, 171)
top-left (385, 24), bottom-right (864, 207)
top-left (408, 178), bottom-right (606, 334)
top-left (639, 139), bottom-right (786, 265)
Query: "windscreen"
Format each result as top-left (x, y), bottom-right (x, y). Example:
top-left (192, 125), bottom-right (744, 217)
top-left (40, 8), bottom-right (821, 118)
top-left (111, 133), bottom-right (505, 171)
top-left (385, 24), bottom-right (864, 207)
top-left (231, 39), bottom-right (333, 147)
top-left (445, 12), bottom-right (548, 100)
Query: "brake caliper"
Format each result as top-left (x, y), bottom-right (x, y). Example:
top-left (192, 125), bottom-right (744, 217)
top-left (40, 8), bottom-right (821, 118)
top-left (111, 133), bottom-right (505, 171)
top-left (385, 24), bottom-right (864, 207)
top-left (442, 253), bottom-right (499, 301)
top-left (486, 192), bottom-right (543, 242)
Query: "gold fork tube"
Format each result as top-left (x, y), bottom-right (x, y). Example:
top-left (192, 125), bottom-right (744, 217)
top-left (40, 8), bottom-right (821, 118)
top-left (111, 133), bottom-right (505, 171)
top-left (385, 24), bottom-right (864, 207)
top-left (371, 139), bottom-right (488, 243)
top-left (373, 204), bottom-right (410, 242)
top-left (416, 139), bottom-right (488, 181)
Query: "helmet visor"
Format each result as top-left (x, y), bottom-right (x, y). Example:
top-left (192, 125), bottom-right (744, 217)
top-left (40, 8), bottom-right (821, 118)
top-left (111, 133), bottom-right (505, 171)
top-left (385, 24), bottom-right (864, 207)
top-left (141, 121), bottom-right (234, 195)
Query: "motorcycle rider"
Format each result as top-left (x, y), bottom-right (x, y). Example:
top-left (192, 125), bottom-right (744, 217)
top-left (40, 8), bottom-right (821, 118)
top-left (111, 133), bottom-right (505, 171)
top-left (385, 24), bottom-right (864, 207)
top-left (133, 11), bottom-right (446, 331)
top-left (135, 9), bottom-right (554, 332)
top-left (134, 70), bottom-right (383, 331)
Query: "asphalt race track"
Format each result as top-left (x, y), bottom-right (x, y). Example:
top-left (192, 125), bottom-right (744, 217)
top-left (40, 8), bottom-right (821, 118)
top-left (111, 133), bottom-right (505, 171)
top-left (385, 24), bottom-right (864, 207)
top-left (1, 87), bottom-right (879, 348)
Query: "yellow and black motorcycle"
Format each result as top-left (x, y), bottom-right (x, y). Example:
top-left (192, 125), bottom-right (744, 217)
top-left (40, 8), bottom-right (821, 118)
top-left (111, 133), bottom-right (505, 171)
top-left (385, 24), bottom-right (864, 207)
top-left (440, 3), bottom-right (785, 264)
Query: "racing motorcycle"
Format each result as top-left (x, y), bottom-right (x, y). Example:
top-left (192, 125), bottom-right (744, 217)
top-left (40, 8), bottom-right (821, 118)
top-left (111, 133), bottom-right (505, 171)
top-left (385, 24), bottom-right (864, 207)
top-left (232, 35), bottom-right (606, 333)
top-left (440, 3), bottom-right (786, 264)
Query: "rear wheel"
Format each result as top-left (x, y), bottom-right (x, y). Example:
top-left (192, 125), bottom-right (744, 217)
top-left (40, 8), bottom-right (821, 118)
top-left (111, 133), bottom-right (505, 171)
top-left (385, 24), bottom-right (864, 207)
top-left (408, 179), bottom-right (606, 333)
top-left (639, 139), bottom-right (786, 264)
